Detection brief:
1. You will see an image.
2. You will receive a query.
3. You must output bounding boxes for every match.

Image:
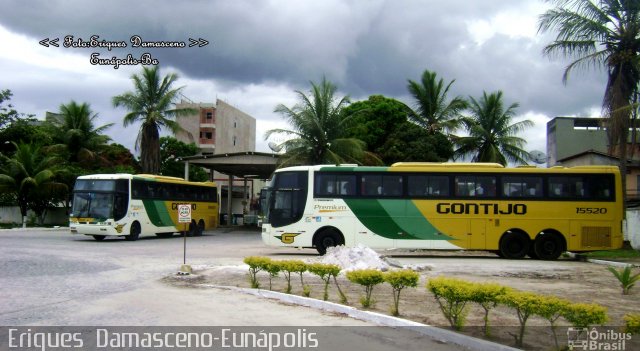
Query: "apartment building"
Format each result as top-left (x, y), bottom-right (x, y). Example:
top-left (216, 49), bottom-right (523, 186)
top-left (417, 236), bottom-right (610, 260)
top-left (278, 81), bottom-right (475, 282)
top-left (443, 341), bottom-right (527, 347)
top-left (175, 99), bottom-right (256, 155)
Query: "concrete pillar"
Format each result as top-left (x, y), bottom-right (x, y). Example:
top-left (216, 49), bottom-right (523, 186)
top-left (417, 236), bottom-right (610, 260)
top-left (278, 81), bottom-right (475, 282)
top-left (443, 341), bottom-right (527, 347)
top-left (184, 161), bottom-right (190, 181)
top-left (227, 174), bottom-right (233, 225)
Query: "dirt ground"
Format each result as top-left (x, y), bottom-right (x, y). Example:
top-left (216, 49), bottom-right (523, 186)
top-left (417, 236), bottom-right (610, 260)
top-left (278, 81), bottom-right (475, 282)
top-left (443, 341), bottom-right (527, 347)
top-left (166, 252), bottom-right (640, 351)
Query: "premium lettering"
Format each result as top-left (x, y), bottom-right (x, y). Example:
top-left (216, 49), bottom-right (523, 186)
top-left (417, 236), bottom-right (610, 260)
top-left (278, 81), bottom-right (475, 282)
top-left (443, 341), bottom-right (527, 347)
top-left (436, 203), bottom-right (526, 215)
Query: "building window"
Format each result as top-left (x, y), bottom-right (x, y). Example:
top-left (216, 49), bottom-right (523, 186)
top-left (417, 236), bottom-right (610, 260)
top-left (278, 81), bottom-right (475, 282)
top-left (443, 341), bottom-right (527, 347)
top-left (205, 132), bottom-right (212, 139)
top-left (232, 136), bottom-right (237, 146)
top-left (206, 112), bottom-right (213, 120)
top-left (234, 120), bottom-right (237, 128)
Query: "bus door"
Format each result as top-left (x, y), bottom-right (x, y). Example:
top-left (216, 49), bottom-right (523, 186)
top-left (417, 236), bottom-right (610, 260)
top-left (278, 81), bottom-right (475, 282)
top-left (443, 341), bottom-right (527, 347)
top-left (469, 219), bottom-right (486, 249)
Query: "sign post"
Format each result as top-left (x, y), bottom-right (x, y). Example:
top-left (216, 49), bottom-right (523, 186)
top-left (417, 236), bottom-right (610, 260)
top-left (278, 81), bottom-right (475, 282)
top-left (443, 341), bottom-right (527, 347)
top-left (177, 204), bottom-right (192, 274)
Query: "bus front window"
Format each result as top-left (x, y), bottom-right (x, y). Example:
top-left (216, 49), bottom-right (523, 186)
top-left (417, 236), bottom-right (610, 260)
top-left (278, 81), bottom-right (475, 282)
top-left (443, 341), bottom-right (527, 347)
top-left (267, 171), bottom-right (308, 228)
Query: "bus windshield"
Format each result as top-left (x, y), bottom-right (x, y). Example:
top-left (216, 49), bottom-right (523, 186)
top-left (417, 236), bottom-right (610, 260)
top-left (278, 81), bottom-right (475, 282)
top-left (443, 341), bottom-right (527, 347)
top-left (71, 179), bottom-right (128, 220)
top-left (71, 192), bottom-right (114, 219)
top-left (267, 171), bottom-right (308, 227)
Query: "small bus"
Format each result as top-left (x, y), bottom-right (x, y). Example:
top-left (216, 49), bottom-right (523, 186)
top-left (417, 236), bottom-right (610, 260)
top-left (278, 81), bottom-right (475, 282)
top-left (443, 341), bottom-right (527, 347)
top-left (260, 163), bottom-right (624, 259)
top-left (70, 174), bottom-right (218, 241)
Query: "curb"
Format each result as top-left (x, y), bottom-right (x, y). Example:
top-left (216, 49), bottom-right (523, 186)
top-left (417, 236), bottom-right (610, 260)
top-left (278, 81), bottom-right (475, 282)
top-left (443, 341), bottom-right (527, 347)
top-left (199, 283), bottom-right (520, 351)
top-left (566, 252), bottom-right (639, 268)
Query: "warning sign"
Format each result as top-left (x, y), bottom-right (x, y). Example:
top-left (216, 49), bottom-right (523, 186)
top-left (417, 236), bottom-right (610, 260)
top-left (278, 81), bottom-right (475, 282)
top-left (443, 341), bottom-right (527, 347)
top-left (178, 204), bottom-right (192, 223)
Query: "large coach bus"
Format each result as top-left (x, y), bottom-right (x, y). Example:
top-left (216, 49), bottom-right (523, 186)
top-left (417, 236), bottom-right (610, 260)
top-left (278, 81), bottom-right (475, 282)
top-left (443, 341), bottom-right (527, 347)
top-left (261, 163), bottom-right (624, 260)
top-left (70, 174), bottom-right (218, 241)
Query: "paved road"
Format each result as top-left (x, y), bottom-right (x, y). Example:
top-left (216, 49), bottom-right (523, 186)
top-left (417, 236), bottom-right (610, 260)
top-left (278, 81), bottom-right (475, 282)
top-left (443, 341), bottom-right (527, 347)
top-left (0, 228), bottom-right (476, 351)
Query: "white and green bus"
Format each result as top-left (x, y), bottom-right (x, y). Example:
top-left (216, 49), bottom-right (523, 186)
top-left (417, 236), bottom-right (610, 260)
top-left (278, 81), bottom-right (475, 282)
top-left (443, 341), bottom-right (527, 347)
top-left (260, 163), bottom-right (624, 259)
top-left (70, 174), bottom-right (218, 241)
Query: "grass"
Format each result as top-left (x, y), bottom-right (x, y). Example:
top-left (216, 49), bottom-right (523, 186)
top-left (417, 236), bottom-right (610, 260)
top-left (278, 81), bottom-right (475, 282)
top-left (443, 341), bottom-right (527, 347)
top-left (583, 248), bottom-right (640, 260)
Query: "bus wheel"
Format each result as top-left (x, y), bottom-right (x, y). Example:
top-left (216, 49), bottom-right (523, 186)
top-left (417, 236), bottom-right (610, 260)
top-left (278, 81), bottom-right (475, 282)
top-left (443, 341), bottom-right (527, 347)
top-left (125, 222), bottom-right (140, 241)
top-left (197, 219), bottom-right (205, 236)
top-left (92, 235), bottom-right (106, 241)
top-left (499, 231), bottom-right (530, 259)
top-left (534, 233), bottom-right (564, 260)
top-left (188, 220), bottom-right (202, 237)
top-left (314, 228), bottom-right (343, 255)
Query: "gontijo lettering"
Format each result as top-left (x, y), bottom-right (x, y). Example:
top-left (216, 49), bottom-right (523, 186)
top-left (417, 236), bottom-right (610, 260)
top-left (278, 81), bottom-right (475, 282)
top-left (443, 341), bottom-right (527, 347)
top-left (436, 203), bottom-right (527, 215)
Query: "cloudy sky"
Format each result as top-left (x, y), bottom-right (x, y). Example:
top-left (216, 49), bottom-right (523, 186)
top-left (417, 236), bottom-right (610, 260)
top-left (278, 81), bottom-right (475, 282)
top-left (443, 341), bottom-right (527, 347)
top-left (0, 0), bottom-right (606, 159)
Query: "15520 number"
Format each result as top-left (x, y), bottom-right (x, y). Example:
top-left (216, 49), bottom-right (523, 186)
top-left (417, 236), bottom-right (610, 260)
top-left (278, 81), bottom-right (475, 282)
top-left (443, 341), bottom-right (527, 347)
top-left (576, 207), bottom-right (607, 214)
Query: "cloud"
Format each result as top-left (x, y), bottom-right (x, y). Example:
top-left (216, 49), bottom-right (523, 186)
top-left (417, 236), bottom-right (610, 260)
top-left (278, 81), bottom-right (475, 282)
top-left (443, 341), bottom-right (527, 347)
top-left (0, 0), bottom-right (611, 161)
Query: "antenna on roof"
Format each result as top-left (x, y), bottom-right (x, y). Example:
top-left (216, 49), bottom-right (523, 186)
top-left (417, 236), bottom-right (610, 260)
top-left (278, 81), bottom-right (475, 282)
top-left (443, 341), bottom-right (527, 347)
top-left (528, 150), bottom-right (547, 164)
top-left (268, 141), bottom-right (283, 153)
top-left (179, 93), bottom-right (194, 103)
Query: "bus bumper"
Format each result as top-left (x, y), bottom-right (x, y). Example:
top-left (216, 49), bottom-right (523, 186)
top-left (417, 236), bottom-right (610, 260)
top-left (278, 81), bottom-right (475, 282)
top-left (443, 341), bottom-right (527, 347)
top-left (69, 222), bottom-right (127, 237)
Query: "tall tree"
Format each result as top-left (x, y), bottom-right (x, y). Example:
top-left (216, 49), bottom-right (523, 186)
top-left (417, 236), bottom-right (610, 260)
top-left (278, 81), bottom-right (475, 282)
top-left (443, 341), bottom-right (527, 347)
top-left (160, 137), bottom-right (208, 181)
top-left (406, 70), bottom-right (468, 134)
top-left (266, 77), bottom-right (378, 166)
top-left (112, 66), bottom-right (193, 174)
top-left (342, 95), bottom-right (410, 153)
top-left (453, 91), bottom-right (533, 166)
top-left (0, 142), bottom-right (66, 227)
top-left (47, 101), bottom-right (114, 163)
top-left (539, 0), bottom-right (640, 202)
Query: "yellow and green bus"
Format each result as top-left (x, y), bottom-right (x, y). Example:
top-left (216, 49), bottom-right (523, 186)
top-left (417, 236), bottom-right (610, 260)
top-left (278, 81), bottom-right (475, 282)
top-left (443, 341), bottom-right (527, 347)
top-left (70, 174), bottom-right (218, 241)
top-left (260, 163), bottom-right (624, 259)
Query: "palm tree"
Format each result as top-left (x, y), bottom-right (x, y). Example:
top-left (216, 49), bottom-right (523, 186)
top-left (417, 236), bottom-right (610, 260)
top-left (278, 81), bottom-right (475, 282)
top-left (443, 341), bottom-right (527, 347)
top-left (453, 91), bottom-right (533, 166)
top-left (112, 66), bottom-right (193, 174)
top-left (48, 101), bottom-right (113, 163)
top-left (265, 77), bottom-right (377, 166)
top-left (406, 70), bottom-right (468, 134)
top-left (0, 142), bottom-right (66, 227)
top-left (539, 0), bottom-right (640, 202)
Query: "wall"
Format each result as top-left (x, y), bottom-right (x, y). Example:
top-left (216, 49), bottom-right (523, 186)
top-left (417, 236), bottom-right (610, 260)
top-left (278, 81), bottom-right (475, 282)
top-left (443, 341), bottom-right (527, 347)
top-left (0, 206), bottom-right (68, 226)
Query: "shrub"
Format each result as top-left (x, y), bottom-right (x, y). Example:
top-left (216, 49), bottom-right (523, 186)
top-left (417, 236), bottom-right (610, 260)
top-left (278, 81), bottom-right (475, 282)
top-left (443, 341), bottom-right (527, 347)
top-left (535, 295), bottom-right (570, 350)
top-left (308, 263), bottom-right (340, 301)
top-left (562, 302), bottom-right (608, 329)
top-left (427, 277), bottom-right (474, 331)
top-left (264, 261), bottom-right (281, 291)
top-left (346, 269), bottom-right (385, 308)
top-left (243, 256), bottom-right (271, 289)
top-left (467, 282), bottom-right (511, 337)
top-left (624, 313), bottom-right (640, 335)
top-left (277, 260), bottom-right (307, 294)
top-left (607, 265), bottom-right (640, 295)
top-left (498, 290), bottom-right (543, 347)
top-left (383, 269), bottom-right (420, 316)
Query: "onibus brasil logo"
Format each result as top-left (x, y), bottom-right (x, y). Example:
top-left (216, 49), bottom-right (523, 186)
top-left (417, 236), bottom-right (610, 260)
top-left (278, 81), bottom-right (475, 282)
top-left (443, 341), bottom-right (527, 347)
top-left (567, 327), bottom-right (632, 350)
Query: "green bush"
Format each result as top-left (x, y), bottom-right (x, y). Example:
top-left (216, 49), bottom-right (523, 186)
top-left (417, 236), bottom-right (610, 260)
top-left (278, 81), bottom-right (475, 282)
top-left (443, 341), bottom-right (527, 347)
top-left (535, 295), bottom-right (570, 350)
top-left (607, 265), bottom-right (640, 295)
top-left (346, 269), bottom-right (385, 308)
top-left (498, 290), bottom-right (543, 347)
top-left (427, 277), bottom-right (474, 331)
top-left (308, 263), bottom-right (340, 301)
top-left (383, 269), bottom-right (420, 316)
top-left (624, 313), bottom-right (640, 335)
top-left (562, 302), bottom-right (608, 329)
top-left (243, 256), bottom-right (271, 288)
top-left (264, 261), bottom-right (281, 291)
top-left (467, 282), bottom-right (511, 337)
top-left (277, 260), bottom-right (307, 294)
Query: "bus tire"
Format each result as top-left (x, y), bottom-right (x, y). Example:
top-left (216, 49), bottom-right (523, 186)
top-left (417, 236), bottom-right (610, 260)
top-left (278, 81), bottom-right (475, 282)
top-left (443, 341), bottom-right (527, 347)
top-left (197, 219), bottom-right (205, 236)
top-left (499, 231), bottom-right (530, 259)
top-left (92, 235), bottom-right (106, 241)
top-left (534, 232), bottom-right (565, 260)
top-left (314, 228), bottom-right (344, 255)
top-left (188, 220), bottom-right (202, 237)
top-left (125, 222), bottom-right (141, 241)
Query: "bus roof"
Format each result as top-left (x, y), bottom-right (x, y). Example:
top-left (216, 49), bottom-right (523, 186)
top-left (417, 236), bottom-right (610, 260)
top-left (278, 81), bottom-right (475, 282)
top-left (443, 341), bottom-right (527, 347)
top-left (272, 163), bottom-right (620, 174)
top-left (76, 173), bottom-right (216, 186)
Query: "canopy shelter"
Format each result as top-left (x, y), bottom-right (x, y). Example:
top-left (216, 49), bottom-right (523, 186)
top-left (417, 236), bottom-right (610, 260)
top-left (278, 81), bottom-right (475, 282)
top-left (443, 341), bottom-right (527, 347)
top-left (179, 151), bottom-right (280, 225)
